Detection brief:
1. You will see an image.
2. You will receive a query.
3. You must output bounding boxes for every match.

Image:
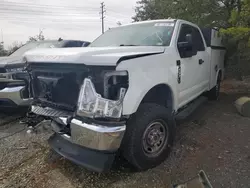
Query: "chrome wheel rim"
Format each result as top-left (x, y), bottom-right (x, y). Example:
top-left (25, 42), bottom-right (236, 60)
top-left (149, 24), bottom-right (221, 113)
top-left (142, 120), bottom-right (168, 157)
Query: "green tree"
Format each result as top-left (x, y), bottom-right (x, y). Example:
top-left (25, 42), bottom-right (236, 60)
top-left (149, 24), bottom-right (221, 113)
top-left (220, 0), bottom-right (250, 78)
top-left (132, 0), bottom-right (245, 27)
top-left (8, 41), bottom-right (23, 55)
top-left (133, 0), bottom-right (227, 27)
top-left (28, 30), bottom-right (45, 42)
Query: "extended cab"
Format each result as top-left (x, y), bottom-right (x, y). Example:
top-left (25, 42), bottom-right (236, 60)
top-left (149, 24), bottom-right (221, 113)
top-left (24, 19), bottom-right (225, 172)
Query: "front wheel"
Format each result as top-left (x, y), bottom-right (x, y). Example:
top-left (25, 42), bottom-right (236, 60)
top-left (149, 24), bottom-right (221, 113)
top-left (121, 103), bottom-right (176, 171)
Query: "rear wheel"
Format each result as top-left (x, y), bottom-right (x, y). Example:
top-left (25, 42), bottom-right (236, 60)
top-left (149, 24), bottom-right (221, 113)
top-left (208, 74), bottom-right (221, 100)
top-left (121, 103), bottom-right (176, 171)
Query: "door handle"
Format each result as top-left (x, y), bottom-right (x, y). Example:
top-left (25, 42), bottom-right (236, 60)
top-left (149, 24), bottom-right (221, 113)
top-left (199, 59), bottom-right (204, 65)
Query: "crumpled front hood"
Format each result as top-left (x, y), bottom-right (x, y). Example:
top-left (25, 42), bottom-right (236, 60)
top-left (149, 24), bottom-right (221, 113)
top-left (0, 56), bottom-right (23, 68)
top-left (24, 46), bottom-right (165, 66)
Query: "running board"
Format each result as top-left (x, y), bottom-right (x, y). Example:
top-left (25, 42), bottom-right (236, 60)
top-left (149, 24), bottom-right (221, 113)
top-left (175, 96), bottom-right (207, 121)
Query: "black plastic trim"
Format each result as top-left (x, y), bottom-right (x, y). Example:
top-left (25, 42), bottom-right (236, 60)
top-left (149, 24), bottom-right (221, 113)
top-left (48, 133), bottom-right (116, 172)
top-left (210, 46), bottom-right (226, 50)
top-left (35, 98), bottom-right (76, 112)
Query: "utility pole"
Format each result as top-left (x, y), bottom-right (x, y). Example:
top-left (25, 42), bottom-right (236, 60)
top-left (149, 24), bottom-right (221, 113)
top-left (0, 29), bottom-right (3, 45)
top-left (100, 2), bottom-right (106, 34)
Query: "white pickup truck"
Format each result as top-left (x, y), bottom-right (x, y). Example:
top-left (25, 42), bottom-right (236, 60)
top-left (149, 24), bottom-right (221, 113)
top-left (24, 19), bottom-right (225, 172)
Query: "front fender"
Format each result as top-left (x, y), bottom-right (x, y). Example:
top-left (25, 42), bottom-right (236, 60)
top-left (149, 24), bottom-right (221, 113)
top-left (122, 82), bottom-right (176, 115)
top-left (122, 82), bottom-right (154, 115)
top-left (116, 54), bottom-right (177, 115)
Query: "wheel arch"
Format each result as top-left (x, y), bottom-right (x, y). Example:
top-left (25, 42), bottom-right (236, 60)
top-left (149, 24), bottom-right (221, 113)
top-left (130, 84), bottom-right (175, 115)
top-left (141, 84), bottom-right (174, 110)
top-left (122, 83), bottom-right (176, 116)
top-left (217, 69), bottom-right (222, 81)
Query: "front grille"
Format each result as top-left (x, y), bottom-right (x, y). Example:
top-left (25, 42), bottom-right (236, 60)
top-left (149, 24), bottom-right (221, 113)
top-left (37, 98), bottom-right (75, 111)
top-left (32, 73), bottom-right (80, 109)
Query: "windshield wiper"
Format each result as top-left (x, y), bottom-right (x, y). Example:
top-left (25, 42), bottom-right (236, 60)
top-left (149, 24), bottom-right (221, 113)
top-left (119, 44), bottom-right (139, 46)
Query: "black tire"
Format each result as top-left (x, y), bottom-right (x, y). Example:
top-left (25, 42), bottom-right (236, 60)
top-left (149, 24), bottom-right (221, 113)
top-left (121, 103), bottom-right (176, 171)
top-left (207, 74), bottom-right (221, 100)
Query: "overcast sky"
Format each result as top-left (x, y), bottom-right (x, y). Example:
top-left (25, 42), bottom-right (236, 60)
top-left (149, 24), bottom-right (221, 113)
top-left (0, 0), bottom-right (137, 48)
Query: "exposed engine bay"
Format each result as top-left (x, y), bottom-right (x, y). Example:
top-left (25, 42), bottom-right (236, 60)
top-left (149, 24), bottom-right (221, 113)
top-left (28, 63), bottom-right (129, 119)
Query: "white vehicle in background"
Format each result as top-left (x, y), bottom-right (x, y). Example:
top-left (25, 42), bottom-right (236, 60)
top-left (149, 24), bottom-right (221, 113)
top-left (24, 19), bottom-right (225, 172)
top-left (0, 39), bottom-right (90, 108)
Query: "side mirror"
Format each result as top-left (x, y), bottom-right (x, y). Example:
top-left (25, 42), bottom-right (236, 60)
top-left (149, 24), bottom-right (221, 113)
top-left (186, 34), bottom-right (192, 45)
top-left (178, 34), bottom-right (197, 58)
top-left (178, 34), bottom-right (193, 50)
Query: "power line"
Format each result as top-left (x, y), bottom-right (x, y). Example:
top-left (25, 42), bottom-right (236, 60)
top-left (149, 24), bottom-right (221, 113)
top-left (0, 14), bottom-right (114, 23)
top-left (0, 8), bottom-right (98, 17)
top-left (0, 4), bottom-right (131, 21)
top-left (0, 1), bottom-right (98, 11)
top-left (0, 2), bottom-right (131, 17)
top-left (0, 9), bottom-right (129, 20)
top-left (0, 17), bottom-right (101, 23)
top-left (100, 2), bottom-right (106, 34)
top-left (106, 10), bottom-right (132, 18)
top-left (2, 19), bottom-right (115, 31)
top-left (0, 5), bottom-right (98, 14)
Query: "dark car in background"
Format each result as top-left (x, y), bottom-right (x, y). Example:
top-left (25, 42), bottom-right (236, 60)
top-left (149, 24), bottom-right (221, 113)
top-left (0, 39), bottom-right (90, 108)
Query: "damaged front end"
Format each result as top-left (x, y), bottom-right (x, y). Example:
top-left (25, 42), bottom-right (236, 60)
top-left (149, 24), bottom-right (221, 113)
top-left (28, 63), bottom-right (128, 172)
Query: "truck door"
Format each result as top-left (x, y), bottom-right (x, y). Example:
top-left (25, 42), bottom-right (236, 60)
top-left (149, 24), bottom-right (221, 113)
top-left (176, 24), bottom-right (209, 108)
top-left (192, 27), bottom-right (210, 93)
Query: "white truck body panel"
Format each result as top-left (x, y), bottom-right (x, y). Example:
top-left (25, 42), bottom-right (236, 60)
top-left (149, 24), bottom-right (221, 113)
top-left (210, 29), bottom-right (224, 47)
top-left (202, 28), bottom-right (225, 88)
top-left (208, 48), bottom-right (226, 89)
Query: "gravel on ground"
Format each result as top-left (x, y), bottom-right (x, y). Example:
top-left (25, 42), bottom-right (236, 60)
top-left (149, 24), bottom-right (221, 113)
top-left (0, 79), bottom-right (250, 188)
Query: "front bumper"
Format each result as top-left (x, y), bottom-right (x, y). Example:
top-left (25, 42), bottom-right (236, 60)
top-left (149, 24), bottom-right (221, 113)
top-left (31, 106), bottom-right (126, 151)
top-left (62, 118), bottom-right (126, 151)
top-left (0, 86), bottom-right (32, 107)
top-left (31, 104), bottom-right (126, 171)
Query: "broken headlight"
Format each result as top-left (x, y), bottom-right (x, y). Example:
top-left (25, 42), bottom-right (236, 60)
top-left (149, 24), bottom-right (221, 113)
top-left (77, 78), bottom-right (127, 119)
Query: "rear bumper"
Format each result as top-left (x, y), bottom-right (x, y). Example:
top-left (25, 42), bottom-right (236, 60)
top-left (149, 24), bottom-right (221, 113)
top-left (0, 86), bottom-right (32, 106)
top-left (49, 133), bottom-right (116, 172)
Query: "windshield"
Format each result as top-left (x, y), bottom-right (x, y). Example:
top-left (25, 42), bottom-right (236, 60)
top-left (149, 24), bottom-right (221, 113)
top-left (10, 41), bottom-right (63, 56)
top-left (90, 22), bottom-right (175, 47)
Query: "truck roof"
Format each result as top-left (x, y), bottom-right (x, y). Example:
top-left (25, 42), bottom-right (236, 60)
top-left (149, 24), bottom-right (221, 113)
top-left (120, 19), bottom-right (177, 27)
top-left (115, 19), bottom-right (203, 30)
